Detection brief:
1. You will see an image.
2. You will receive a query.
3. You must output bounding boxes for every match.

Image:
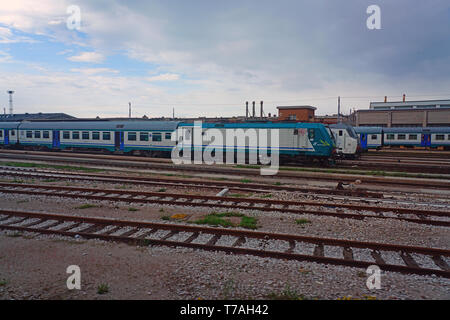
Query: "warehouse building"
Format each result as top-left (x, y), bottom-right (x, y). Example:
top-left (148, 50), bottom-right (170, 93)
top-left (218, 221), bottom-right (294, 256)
top-left (355, 98), bottom-right (450, 127)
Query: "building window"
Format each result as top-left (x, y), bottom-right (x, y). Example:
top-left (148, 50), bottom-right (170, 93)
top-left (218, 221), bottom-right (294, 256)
top-left (82, 131), bottom-right (90, 140)
top-left (26, 131), bottom-right (32, 138)
top-left (140, 132), bottom-right (149, 141)
top-left (92, 132), bottom-right (100, 140)
top-left (386, 134), bottom-right (395, 140)
top-left (72, 131), bottom-right (79, 139)
top-left (397, 134), bottom-right (406, 140)
top-left (408, 134), bottom-right (417, 140)
top-left (102, 132), bottom-right (111, 140)
top-left (63, 131), bottom-right (70, 139)
top-left (128, 132), bottom-right (137, 141)
top-left (152, 132), bottom-right (162, 142)
top-left (165, 133), bottom-right (171, 140)
top-left (436, 134), bottom-right (445, 141)
top-left (43, 131), bottom-right (49, 139)
top-left (288, 115), bottom-right (296, 120)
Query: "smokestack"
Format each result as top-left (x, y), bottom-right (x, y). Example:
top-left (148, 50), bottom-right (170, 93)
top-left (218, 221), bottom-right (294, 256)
top-left (7, 90), bottom-right (14, 116)
top-left (337, 96), bottom-right (341, 123)
top-left (384, 96), bottom-right (387, 103)
top-left (403, 94), bottom-right (406, 102)
top-left (246, 101), bottom-right (249, 118)
top-left (260, 101), bottom-right (264, 118)
top-left (252, 101), bottom-right (255, 118)
top-left (128, 102), bottom-right (131, 118)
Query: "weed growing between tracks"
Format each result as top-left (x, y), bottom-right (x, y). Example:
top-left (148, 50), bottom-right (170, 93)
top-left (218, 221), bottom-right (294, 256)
top-left (97, 283), bottom-right (109, 295)
top-left (267, 284), bottom-right (307, 300)
top-left (0, 161), bottom-right (104, 173)
top-left (191, 212), bottom-right (258, 229)
top-left (75, 204), bottom-right (99, 210)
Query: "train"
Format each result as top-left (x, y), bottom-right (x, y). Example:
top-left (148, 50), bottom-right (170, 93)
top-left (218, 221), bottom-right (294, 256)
top-left (0, 120), bottom-right (337, 165)
top-left (328, 123), bottom-right (361, 159)
top-left (354, 126), bottom-right (450, 151)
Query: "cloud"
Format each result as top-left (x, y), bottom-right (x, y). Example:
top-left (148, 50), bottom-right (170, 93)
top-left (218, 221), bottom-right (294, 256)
top-left (70, 68), bottom-right (119, 75)
top-left (147, 73), bottom-right (180, 82)
top-left (68, 51), bottom-right (104, 63)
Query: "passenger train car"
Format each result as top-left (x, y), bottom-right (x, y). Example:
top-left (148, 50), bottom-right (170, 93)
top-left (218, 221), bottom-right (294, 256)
top-left (0, 120), bottom-right (336, 164)
top-left (328, 123), bottom-right (361, 158)
top-left (354, 126), bottom-right (450, 151)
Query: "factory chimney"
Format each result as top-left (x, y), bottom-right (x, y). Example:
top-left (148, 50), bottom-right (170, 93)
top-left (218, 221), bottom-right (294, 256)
top-left (128, 102), bottom-right (131, 118)
top-left (252, 101), bottom-right (255, 118)
top-left (384, 96), bottom-right (387, 103)
top-left (260, 101), bottom-right (264, 118)
top-left (402, 94), bottom-right (406, 102)
top-left (246, 101), bottom-right (249, 118)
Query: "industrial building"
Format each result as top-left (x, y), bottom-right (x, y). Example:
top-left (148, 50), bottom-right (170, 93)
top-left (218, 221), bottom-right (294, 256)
top-left (354, 98), bottom-right (450, 127)
top-left (0, 113), bottom-right (76, 122)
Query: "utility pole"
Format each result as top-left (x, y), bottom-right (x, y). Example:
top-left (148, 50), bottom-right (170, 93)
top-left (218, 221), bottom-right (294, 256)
top-left (128, 102), bottom-right (131, 118)
top-left (7, 90), bottom-right (14, 116)
top-left (173, 107), bottom-right (175, 119)
top-left (337, 96), bottom-right (341, 123)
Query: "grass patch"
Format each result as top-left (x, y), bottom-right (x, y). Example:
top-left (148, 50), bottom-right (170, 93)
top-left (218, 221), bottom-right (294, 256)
top-left (259, 194), bottom-right (272, 198)
top-left (295, 218), bottom-right (311, 226)
top-left (97, 283), bottom-right (109, 295)
top-left (41, 179), bottom-right (58, 183)
top-left (158, 188), bottom-right (166, 192)
top-left (267, 285), bottom-right (306, 300)
top-left (161, 215), bottom-right (170, 221)
top-left (75, 204), bottom-right (98, 210)
top-left (239, 179), bottom-right (254, 183)
top-left (0, 161), bottom-right (104, 173)
top-left (0, 279), bottom-right (7, 286)
top-left (228, 193), bottom-right (248, 198)
top-left (235, 164), bottom-right (261, 169)
top-left (159, 208), bottom-right (165, 213)
top-left (128, 207), bottom-right (139, 212)
top-left (191, 212), bottom-right (258, 229)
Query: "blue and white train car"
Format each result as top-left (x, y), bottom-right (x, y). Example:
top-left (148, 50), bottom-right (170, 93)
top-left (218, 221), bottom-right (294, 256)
top-left (10, 121), bottom-right (179, 156)
top-left (178, 121), bottom-right (336, 163)
top-left (427, 127), bottom-right (450, 148)
top-left (354, 127), bottom-right (383, 151)
top-left (0, 122), bottom-right (20, 146)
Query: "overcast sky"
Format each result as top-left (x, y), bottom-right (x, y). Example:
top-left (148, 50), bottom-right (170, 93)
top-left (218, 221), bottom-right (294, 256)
top-left (0, 0), bottom-right (449, 118)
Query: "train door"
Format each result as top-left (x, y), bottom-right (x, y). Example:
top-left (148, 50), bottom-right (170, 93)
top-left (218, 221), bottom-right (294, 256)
top-left (421, 134), bottom-right (431, 147)
top-left (114, 132), bottom-right (124, 151)
top-left (52, 130), bottom-right (60, 148)
top-left (360, 133), bottom-right (367, 149)
top-left (4, 130), bottom-right (9, 145)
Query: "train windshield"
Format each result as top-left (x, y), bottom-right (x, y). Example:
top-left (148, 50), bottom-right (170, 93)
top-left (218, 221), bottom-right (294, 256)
top-left (326, 127), bottom-right (336, 143)
top-left (347, 127), bottom-right (358, 138)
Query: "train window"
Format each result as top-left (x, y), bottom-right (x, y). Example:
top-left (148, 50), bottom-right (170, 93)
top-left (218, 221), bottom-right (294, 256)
top-left (397, 134), bottom-right (406, 140)
top-left (82, 131), bottom-right (90, 140)
top-left (448, 135), bottom-right (450, 140)
top-left (11, 130), bottom-right (15, 136)
top-left (26, 131), bottom-right (32, 138)
top-left (436, 134), bottom-right (445, 141)
top-left (293, 129), bottom-right (298, 135)
top-left (152, 132), bottom-right (162, 142)
top-left (0, 131), bottom-right (2, 137)
top-left (140, 132), bottom-right (149, 141)
top-left (386, 134), bottom-right (395, 140)
top-left (408, 134), bottom-right (417, 140)
top-left (185, 130), bottom-right (191, 140)
top-left (102, 132), bottom-right (111, 140)
top-left (339, 130), bottom-right (343, 137)
top-left (34, 131), bottom-right (41, 138)
top-left (165, 133), bottom-right (171, 140)
top-left (92, 132), bottom-right (100, 140)
top-left (128, 132), bottom-right (137, 141)
top-left (308, 129), bottom-right (315, 140)
top-left (43, 131), bottom-right (49, 139)
top-left (371, 134), bottom-right (377, 140)
top-left (72, 131), bottom-right (79, 139)
top-left (63, 131), bottom-right (70, 139)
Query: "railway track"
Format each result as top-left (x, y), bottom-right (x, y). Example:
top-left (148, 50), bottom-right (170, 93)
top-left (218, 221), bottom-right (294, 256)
top-left (0, 209), bottom-right (448, 278)
top-left (0, 182), bottom-right (449, 227)
top-left (338, 159), bottom-right (450, 174)
top-left (1, 150), bottom-right (450, 190)
top-left (0, 165), bottom-right (384, 199)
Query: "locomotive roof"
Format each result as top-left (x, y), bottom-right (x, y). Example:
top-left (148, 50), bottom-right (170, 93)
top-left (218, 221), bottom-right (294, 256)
top-left (179, 122), bottom-right (326, 129)
top-left (354, 127), bottom-right (383, 134)
top-left (14, 120), bottom-right (181, 131)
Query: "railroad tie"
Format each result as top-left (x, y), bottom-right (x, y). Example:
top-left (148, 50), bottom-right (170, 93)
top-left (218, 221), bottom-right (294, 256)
top-left (206, 234), bottom-right (221, 246)
top-left (160, 230), bottom-right (179, 240)
top-left (285, 240), bottom-right (296, 254)
top-left (232, 236), bottom-right (246, 247)
top-left (371, 250), bottom-right (386, 265)
top-left (184, 232), bottom-right (199, 243)
top-left (431, 255), bottom-right (449, 271)
top-left (343, 246), bottom-right (354, 260)
top-left (400, 251), bottom-right (420, 268)
top-left (313, 243), bottom-right (324, 257)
